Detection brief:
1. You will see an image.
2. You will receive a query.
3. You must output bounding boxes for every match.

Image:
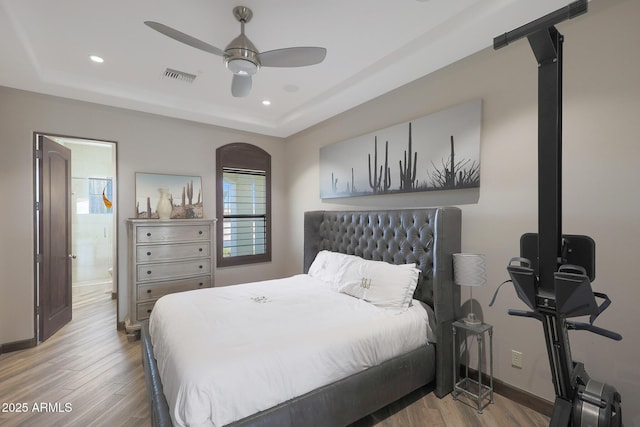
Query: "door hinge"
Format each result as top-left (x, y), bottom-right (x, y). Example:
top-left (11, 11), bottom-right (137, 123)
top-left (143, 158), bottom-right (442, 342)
top-left (35, 149), bottom-right (42, 159)
top-left (36, 306), bottom-right (40, 315)
top-left (35, 201), bottom-right (40, 211)
top-left (35, 253), bottom-right (42, 263)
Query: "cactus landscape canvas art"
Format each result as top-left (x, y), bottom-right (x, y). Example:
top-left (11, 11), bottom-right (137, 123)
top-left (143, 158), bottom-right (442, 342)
top-left (320, 99), bottom-right (481, 199)
top-left (135, 173), bottom-right (203, 219)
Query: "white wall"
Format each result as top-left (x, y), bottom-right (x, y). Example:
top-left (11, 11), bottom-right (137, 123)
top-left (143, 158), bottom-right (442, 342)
top-left (284, 0), bottom-right (640, 423)
top-left (0, 87), bottom-right (287, 344)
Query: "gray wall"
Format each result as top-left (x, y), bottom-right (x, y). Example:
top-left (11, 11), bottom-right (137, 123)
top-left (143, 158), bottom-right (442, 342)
top-left (0, 86), bottom-right (287, 344)
top-left (284, 0), bottom-right (640, 423)
top-left (1, 0), bottom-right (638, 423)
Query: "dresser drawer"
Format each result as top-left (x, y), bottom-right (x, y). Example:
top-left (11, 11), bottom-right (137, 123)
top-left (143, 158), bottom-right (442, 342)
top-left (137, 259), bottom-right (211, 282)
top-left (136, 242), bottom-right (210, 262)
top-left (137, 276), bottom-right (211, 300)
top-left (127, 219), bottom-right (214, 334)
top-left (137, 301), bottom-right (156, 321)
top-left (136, 225), bottom-right (210, 243)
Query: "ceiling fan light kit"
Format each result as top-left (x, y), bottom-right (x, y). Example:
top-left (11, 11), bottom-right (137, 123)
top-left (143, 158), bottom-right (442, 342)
top-left (226, 56), bottom-right (259, 76)
top-left (145, 5), bottom-right (326, 97)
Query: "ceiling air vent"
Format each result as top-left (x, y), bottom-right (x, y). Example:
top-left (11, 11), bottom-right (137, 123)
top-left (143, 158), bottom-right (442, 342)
top-left (163, 68), bottom-right (196, 83)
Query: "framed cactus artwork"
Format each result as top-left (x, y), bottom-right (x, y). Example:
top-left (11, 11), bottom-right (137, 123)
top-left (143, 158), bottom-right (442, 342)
top-left (319, 99), bottom-right (481, 199)
top-left (135, 172), bottom-right (203, 219)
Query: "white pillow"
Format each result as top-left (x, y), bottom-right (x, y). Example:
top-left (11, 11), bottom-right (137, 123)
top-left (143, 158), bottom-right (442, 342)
top-left (307, 250), bottom-right (331, 279)
top-left (308, 250), bottom-right (357, 289)
top-left (337, 257), bottom-right (420, 312)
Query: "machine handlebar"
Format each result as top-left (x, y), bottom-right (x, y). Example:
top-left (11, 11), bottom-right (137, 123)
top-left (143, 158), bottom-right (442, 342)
top-left (508, 309), bottom-right (543, 321)
top-left (566, 321), bottom-right (622, 341)
top-left (508, 310), bottom-right (622, 341)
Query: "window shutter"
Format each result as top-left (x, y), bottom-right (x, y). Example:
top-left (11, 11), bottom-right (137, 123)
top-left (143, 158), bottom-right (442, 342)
top-left (216, 143), bottom-right (271, 267)
top-left (222, 168), bottom-right (267, 258)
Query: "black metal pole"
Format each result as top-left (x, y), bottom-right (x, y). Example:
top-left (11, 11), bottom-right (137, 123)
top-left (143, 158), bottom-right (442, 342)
top-left (529, 27), bottom-right (563, 293)
top-left (493, 0), bottom-right (587, 292)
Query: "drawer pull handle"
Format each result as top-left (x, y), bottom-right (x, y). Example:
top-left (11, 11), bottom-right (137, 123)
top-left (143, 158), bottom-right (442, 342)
top-left (199, 265), bottom-right (203, 269)
top-left (147, 309), bottom-right (152, 314)
top-left (147, 289), bottom-right (152, 294)
top-left (147, 232), bottom-right (151, 237)
top-left (147, 251), bottom-right (151, 256)
top-left (198, 230), bottom-right (203, 235)
top-left (199, 248), bottom-right (203, 252)
top-left (147, 270), bottom-right (152, 275)
top-left (198, 282), bottom-right (203, 287)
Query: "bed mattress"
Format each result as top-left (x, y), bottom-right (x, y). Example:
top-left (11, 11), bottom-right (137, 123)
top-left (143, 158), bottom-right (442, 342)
top-left (149, 274), bottom-right (433, 427)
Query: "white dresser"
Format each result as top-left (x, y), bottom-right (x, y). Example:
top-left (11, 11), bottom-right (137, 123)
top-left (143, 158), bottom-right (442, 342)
top-left (125, 219), bottom-right (214, 338)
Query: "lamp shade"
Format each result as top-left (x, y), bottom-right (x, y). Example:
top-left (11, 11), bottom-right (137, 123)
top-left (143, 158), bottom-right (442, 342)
top-left (453, 253), bottom-right (487, 287)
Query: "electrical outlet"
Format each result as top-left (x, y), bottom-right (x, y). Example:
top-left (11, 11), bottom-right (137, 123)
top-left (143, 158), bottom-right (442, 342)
top-left (511, 350), bottom-right (523, 368)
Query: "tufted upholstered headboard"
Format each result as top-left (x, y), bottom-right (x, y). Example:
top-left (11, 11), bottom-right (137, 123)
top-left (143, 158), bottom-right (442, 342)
top-left (303, 207), bottom-right (462, 397)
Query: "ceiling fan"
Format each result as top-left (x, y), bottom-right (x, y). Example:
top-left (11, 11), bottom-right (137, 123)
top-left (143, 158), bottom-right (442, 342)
top-left (145, 6), bottom-right (327, 97)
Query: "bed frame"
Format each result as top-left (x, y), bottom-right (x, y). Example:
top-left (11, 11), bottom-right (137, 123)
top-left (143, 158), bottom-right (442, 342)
top-left (141, 207), bottom-right (461, 426)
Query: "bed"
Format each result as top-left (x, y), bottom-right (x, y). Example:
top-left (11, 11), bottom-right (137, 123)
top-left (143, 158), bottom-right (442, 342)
top-left (140, 207), bottom-right (462, 426)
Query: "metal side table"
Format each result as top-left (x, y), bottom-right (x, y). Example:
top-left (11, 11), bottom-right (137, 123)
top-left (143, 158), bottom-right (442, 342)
top-left (452, 320), bottom-right (494, 413)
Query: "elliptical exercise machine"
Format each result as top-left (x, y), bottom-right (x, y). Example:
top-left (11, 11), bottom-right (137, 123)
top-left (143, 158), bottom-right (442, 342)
top-left (490, 1), bottom-right (623, 425)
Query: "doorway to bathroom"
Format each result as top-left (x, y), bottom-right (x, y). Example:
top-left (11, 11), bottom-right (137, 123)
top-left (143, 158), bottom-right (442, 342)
top-left (37, 134), bottom-right (118, 338)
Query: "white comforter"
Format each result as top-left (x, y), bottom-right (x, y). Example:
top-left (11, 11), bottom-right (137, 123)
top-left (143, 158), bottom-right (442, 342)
top-left (149, 274), bottom-right (432, 427)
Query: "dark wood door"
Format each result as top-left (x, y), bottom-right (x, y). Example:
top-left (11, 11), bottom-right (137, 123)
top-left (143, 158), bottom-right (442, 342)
top-left (38, 135), bottom-right (72, 341)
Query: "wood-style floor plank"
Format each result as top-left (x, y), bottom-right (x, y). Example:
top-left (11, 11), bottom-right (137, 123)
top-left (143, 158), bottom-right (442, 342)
top-left (0, 290), bottom-right (550, 427)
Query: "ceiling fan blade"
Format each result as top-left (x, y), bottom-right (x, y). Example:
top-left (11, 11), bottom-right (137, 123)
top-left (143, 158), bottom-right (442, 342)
top-left (144, 21), bottom-right (225, 56)
top-left (231, 74), bottom-right (252, 97)
top-left (258, 47), bottom-right (327, 68)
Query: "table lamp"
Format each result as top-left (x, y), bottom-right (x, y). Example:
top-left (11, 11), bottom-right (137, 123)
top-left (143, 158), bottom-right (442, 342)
top-left (453, 253), bottom-right (487, 325)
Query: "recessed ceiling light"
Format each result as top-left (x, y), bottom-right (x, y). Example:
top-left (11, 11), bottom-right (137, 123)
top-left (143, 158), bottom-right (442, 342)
top-left (89, 55), bottom-right (104, 63)
top-left (262, 100), bottom-right (271, 106)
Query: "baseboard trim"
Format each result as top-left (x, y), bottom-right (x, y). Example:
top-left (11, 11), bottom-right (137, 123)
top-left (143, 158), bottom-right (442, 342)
top-left (462, 366), bottom-right (553, 417)
top-left (0, 337), bottom-right (37, 355)
top-left (493, 376), bottom-right (553, 417)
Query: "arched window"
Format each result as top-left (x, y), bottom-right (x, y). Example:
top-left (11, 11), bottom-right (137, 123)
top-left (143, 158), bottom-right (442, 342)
top-left (216, 143), bottom-right (271, 267)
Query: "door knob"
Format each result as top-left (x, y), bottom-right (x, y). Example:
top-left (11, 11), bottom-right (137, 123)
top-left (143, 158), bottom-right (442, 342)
top-left (68, 254), bottom-right (77, 259)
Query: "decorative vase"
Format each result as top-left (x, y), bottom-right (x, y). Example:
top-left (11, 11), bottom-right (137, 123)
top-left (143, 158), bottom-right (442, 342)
top-left (156, 188), bottom-right (172, 220)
